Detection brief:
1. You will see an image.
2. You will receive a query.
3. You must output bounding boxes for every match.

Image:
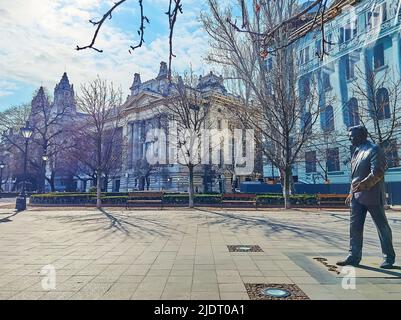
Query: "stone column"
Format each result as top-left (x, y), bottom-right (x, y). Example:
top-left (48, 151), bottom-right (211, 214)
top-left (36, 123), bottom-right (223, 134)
top-left (123, 122), bottom-right (133, 191)
top-left (332, 58), bottom-right (344, 128)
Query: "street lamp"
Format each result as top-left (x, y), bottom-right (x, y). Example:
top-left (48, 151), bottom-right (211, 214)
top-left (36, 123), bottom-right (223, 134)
top-left (0, 161), bottom-right (5, 192)
top-left (41, 153), bottom-right (49, 193)
top-left (16, 121), bottom-right (33, 211)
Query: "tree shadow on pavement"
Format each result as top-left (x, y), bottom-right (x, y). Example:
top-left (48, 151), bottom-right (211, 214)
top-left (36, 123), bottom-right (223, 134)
top-left (39, 208), bottom-right (185, 240)
top-left (356, 264), bottom-right (401, 277)
top-left (0, 210), bottom-right (21, 224)
top-left (193, 208), bottom-right (381, 250)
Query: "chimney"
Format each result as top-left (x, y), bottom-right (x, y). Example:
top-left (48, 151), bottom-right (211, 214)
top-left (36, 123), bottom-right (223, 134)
top-left (130, 73), bottom-right (142, 95)
top-left (156, 61), bottom-right (168, 80)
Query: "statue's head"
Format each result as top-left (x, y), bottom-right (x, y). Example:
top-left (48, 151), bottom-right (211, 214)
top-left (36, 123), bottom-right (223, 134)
top-left (348, 125), bottom-right (368, 147)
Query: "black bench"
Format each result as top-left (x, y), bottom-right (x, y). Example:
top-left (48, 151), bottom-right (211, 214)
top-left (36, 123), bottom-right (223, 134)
top-left (317, 194), bottom-right (348, 209)
top-left (126, 192), bottom-right (164, 209)
top-left (221, 193), bottom-right (256, 207)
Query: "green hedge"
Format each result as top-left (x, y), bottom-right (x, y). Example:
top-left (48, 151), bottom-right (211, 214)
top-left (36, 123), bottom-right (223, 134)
top-left (256, 194), bottom-right (317, 205)
top-left (163, 194), bottom-right (221, 204)
top-left (30, 192), bottom-right (319, 206)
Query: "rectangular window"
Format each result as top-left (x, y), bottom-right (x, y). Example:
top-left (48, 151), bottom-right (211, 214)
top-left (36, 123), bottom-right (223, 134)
top-left (217, 119), bottom-right (222, 130)
top-left (383, 139), bottom-right (400, 168)
top-left (345, 55), bottom-right (355, 80)
top-left (299, 47), bottom-right (310, 65)
top-left (326, 33), bottom-right (334, 51)
top-left (374, 43), bottom-right (385, 69)
top-left (323, 71), bottom-right (331, 90)
top-left (316, 39), bottom-right (322, 57)
top-left (300, 76), bottom-right (311, 97)
top-left (366, 2), bottom-right (387, 30)
top-left (340, 19), bottom-right (358, 43)
top-left (326, 148), bottom-right (340, 172)
top-left (305, 151), bottom-right (317, 173)
top-left (305, 46), bottom-right (309, 63)
top-left (339, 27), bottom-right (344, 44)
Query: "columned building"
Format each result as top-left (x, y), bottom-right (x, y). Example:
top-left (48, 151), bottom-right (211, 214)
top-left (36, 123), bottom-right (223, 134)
top-left (108, 62), bottom-right (252, 193)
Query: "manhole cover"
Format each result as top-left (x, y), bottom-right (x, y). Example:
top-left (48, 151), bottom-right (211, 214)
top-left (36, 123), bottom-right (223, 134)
top-left (245, 283), bottom-right (309, 300)
top-left (261, 288), bottom-right (291, 298)
top-left (227, 245), bottom-right (264, 252)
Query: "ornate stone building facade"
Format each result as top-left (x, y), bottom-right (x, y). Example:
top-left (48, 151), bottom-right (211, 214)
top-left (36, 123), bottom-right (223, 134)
top-left (109, 62), bottom-right (252, 193)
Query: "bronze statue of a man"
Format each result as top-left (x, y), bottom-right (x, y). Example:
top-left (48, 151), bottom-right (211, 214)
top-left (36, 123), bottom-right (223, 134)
top-left (337, 125), bottom-right (396, 269)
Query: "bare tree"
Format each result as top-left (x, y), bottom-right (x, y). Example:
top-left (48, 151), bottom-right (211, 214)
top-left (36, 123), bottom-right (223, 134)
top-left (202, 0), bottom-right (321, 208)
top-left (0, 104), bottom-right (31, 134)
top-left (0, 104), bottom-right (31, 191)
top-left (0, 90), bottom-right (76, 192)
top-left (300, 129), bottom-right (345, 184)
top-left (75, 77), bottom-right (124, 208)
top-left (76, 0), bottom-right (183, 78)
top-left (350, 66), bottom-right (401, 148)
top-left (226, 0), bottom-right (350, 60)
top-left (28, 88), bottom-right (77, 192)
top-left (161, 73), bottom-right (211, 208)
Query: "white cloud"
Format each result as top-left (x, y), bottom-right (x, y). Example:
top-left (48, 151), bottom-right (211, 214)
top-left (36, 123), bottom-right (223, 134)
top-left (0, 0), bottom-right (213, 106)
top-left (0, 80), bottom-right (18, 97)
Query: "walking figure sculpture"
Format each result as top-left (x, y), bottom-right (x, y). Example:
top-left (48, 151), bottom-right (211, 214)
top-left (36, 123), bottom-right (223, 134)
top-left (337, 125), bottom-right (396, 269)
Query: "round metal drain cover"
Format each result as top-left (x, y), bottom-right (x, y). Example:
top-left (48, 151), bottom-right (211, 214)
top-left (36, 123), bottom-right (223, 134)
top-left (238, 246), bottom-right (251, 251)
top-left (262, 288), bottom-right (291, 298)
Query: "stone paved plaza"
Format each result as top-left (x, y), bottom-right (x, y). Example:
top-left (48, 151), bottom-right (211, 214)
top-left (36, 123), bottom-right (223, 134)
top-left (0, 204), bottom-right (401, 300)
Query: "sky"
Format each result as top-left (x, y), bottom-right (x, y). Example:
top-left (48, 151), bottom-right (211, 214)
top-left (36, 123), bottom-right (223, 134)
top-left (0, 0), bottom-right (218, 111)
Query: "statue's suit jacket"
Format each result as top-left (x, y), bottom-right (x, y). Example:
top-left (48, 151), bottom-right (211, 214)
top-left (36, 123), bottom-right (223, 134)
top-left (351, 141), bottom-right (387, 206)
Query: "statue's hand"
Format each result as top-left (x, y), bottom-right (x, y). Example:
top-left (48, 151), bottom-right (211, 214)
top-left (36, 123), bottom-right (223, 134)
top-left (345, 194), bottom-right (352, 206)
top-left (352, 181), bottom-right (367, 193)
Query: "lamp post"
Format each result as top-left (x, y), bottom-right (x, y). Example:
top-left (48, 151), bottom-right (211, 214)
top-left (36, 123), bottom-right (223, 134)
top-left (16, 121), bottom-right (33, 211)
top-left (41, 153), bottom-right (49, 193)
top-left (0, 161), bottom-right (5, 192)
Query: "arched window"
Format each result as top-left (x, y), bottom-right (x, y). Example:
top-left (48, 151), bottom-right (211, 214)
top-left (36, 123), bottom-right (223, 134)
top-left (322, 105), bottom-right (335, 132)
top-left (348, 98), bottom-right (360, 127)
top-left (376, 88), bottom-right (390, 120)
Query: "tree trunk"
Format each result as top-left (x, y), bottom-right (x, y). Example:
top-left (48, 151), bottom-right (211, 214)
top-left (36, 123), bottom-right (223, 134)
top-left (96, 170), bottom-right (102, 208)
top-left (103, 174), bottom-right (108, 192)
top-left (283, 165), bottom-right (292, 209)
top-left (39, 162), bottom-right (46, 193)
top-left (188, 165), bottom-right (194, 208)
top-left (47, 172), bottom-right (56, 192)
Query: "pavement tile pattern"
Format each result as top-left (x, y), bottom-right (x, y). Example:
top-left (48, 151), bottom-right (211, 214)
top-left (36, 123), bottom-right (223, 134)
top-left (0, 206), bottom-right (400, 300)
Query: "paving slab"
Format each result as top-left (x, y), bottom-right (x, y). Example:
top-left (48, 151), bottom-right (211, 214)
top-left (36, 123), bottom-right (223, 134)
top-left (0, 207), bottom-right (400, 300)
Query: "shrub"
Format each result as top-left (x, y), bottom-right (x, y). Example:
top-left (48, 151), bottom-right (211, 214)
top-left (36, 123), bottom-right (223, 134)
top-left (101, 196), bottom-right (128, 205)
top-left (30, 192), bottom-right (322, 206)
top-left (256, 194), bottom-right (317, 205)
top-left (30, 192), bottom-right (128, 205)
top-left (162, 194), bottom-right (222, 204)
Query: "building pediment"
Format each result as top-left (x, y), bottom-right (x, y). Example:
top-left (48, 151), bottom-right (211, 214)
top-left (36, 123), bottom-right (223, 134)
top-left (124, 90), bottom-right (163, 110)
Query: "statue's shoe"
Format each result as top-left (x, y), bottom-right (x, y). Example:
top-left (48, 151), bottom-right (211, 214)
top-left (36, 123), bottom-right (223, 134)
top-left (379, 260), bottom-right (394, 269)
top-left (336, 257), bottom-right (360, 267)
